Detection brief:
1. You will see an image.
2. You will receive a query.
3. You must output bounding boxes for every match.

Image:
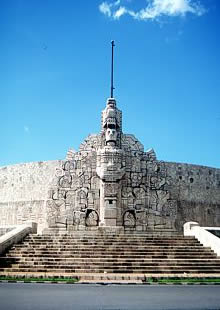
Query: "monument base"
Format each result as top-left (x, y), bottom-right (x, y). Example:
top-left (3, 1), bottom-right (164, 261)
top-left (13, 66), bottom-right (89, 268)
top-left (42, 225), bottom-right (125, 235)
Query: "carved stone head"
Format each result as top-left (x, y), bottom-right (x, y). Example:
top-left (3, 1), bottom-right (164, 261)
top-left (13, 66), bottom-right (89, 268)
top-left (105, 125), bottom-right (117, 145)
top-left (101, 98), bottom-right (122, 147)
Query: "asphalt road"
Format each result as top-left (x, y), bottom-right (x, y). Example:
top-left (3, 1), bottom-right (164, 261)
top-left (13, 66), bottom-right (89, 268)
top-left (0, 283), bottom-right (220, 310)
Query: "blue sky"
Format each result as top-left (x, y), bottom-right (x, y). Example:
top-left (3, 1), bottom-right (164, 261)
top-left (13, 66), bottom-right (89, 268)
top-left (1, 0), bottom-right (219, 168)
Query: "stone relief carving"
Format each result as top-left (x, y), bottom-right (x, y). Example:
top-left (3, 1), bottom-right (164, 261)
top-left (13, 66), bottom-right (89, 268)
top-left (85, 209), bottom-right (99, 226)
top-left (46, 97), bottom-right (178, 232)
top-left (104, 183), bottom-right (119, 197)
top-left (59, 175), bottom-right (72, 188)
top-left (123, 210), bottom-right (136, 227)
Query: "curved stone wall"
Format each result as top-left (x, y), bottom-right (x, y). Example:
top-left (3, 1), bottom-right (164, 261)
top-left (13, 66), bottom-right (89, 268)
top-left (165, 162), bottom-right (220, 203)
top-left (0, 159), bottom-right (219, 233)
top-left (0, 161), bottom-right (62, 233)
top-left (164, 162), bottom-right (220, 229)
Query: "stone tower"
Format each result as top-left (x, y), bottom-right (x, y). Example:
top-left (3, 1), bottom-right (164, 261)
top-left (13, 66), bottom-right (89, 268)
top-left (97, 97), bottom-right (124, 227)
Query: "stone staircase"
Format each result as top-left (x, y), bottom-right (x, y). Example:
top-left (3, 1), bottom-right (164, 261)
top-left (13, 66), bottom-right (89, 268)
top-left (1, 233), bottom-right (220, 281)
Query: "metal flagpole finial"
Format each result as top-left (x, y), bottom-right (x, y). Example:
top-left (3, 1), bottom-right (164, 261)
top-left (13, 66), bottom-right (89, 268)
top-left (111, 40), bottom-right (115, 98)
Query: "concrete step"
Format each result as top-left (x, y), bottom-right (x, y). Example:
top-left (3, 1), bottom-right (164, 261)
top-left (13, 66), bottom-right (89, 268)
top-left (20, 240), bottom-right (202, 244)
top-left (2, 267), bottom-right (220, 274)
top-left (1, 233), bottom-right (219, 277)
top-left (11, 247), bottom-right (210, 254)
top-left (27, 234), bottom-right (192, 238)
top-left (5, 253), bottom-right (217, 259)
top-left (6, 244), bottom-right (216, 250)
top-left (11, 263), bottom-right (220, 270)
top-left (1, 271), bottom-right (220, 281)
top-left (7, 249), bottom-right (216, 255)
top-left (4, 257), bottom-right (220, 263)
top-left (24, 239), bottom-right (196, 244)
top-left (21, 243), bottom-right (201, 248)
top-left (25, 236), bottom-right (198, 240)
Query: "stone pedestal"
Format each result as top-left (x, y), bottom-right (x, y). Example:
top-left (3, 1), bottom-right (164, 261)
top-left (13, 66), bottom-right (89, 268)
top-left (104, 204), bottom-right (117, 226)
top-left (98, 226), bottom-right (124, 235)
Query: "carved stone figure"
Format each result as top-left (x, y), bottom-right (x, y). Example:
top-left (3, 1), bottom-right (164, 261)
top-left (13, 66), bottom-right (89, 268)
top-left (45, 97), bottom-right (177, 233)
top-left (123, 210), bottom-right (136, 227)
top-left (105, 127), bottom-right (117, 145)
top-left (85, 210), bottom-right (99, 226)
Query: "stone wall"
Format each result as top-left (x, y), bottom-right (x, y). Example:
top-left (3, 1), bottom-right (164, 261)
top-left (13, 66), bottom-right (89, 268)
top-left (0, 159), bottom-right (219, 234)
top-left (0, 161), bottom-right (62, 233)
top-left (164, 162), bottom-right (220, 230)
top-left (0, 226), bottom-right (15, 237)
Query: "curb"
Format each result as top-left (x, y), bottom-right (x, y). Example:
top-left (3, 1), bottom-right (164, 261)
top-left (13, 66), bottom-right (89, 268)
top-left (1, 280), bottom-right (220, 285)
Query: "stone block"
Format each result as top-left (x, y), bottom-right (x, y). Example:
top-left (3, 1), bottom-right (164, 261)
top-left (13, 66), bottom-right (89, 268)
top-left (105, 208), bottom-right (117, 219)
top-left (105, 219), bottom-right (117, 226)
top-left (136, 225), bottom-right (143, 231)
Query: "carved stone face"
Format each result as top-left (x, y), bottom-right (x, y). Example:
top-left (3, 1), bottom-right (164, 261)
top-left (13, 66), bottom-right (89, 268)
top-left (105, 128), bottom-right (117, 144)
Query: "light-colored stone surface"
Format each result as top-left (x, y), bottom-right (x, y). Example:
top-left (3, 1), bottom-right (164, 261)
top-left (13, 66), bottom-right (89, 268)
top-left (165, 162), bottom-right (220, 229)
top-left (0, 222), bottom-right (37, 254)
top-left (45, 98), bottom-right (179, 232)
top-left (0, 161), bottom-right (62, 233)
top-left (0, 161), bottom-right (62, 202)
top-left (184, 221), bottom-right (220, 256)
top-left (45, 98), bottom-right (220, 233)
top-left (0, 226), bottom-right (15, 237)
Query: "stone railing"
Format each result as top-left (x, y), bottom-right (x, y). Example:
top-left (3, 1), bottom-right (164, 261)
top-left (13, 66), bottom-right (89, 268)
top-left (0, 226), bottom-right (16, 237)
top-left (184, 222), bottom-right (220, 257)
top-left (0, 222), bottom-right (37, 255)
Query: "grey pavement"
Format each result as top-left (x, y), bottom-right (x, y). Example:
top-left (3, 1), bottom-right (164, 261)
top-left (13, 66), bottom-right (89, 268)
top-left (0, 283), bottom-right (220, 310)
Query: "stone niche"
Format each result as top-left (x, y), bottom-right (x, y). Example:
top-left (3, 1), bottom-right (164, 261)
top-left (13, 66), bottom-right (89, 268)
top-left (45, 98), bottom-right (178, 233)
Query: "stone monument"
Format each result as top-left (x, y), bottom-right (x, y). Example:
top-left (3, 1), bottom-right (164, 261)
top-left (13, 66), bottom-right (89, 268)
top-left (45, 42), bottom-right (177, 233)
top-left (46, 96), bottom-right (177, 233)
top-left (0, 42), bottom-right (219, 234)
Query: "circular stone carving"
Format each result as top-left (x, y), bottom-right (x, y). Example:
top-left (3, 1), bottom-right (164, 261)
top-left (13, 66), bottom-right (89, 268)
top-left (123, 210), bottom-right (136, 227)
top-left (85, 210), bottom-right (99, 226)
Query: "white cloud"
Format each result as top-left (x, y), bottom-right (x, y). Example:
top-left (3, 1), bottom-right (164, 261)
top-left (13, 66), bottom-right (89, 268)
top-left (114, 6), bottom-right (127, 19)
top-left (24, 126), bottom-right (30, 133)
top-left (99, 2), bottom-right (112, 17)
top-left (99, 0), bottom-right (121, 17)
top-left (99, 0), bottom-right (206, 21)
